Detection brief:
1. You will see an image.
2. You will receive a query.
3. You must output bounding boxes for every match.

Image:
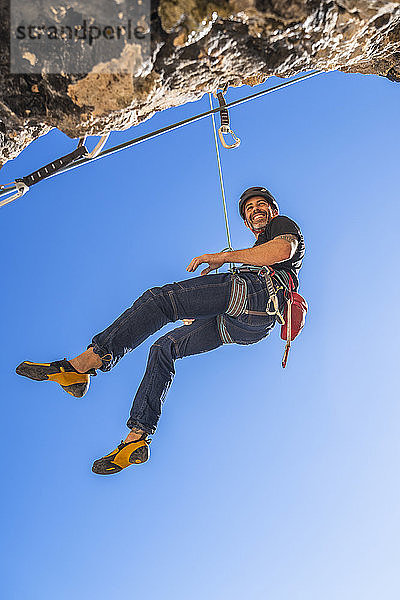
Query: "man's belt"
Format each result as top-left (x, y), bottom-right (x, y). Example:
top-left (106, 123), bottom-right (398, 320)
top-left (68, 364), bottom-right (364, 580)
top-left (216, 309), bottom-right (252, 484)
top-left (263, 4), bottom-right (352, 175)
top-left (233, 265), bottom-right (291, 292)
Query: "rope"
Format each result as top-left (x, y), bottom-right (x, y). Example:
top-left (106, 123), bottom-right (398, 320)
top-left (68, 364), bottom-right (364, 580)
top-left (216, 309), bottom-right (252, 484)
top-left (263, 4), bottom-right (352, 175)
top-left (0, 70), bottom-right (326, 202)
top-left (208, 93), bottom-right (233, 252)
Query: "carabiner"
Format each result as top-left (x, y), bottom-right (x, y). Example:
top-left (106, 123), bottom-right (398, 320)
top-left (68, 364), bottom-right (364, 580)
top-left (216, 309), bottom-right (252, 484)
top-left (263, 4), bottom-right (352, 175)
top-left (78, 133), bottom-right (110, 158)
top-left (218, 126), bottom-right (241, 149)
top-left (0, 180), bottom-right (29, 208)
top-left (214, 91), bottom-right (241, 150)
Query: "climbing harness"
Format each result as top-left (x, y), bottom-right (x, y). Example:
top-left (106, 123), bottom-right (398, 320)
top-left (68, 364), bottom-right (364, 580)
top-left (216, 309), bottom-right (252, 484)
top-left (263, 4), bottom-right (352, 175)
top-left (230, 266), bottom-right (307, 367)
top-left (0, 70), bottom-right (325, 209)
top-left (217, 263), bottom-right (306, 367)
top-left (225, 274), bottom-right (248, 317)
top-left (214, 90), bottom-right (241, 149)
top-left (233, 266), bottom-right (285, 325)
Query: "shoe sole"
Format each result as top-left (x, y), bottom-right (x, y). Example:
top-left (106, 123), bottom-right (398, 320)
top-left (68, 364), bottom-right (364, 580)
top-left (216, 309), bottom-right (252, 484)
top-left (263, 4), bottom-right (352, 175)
top-left (129, 444), bottom-right (149, 465)
top-left (16, 362), bottom-right (52, 381)
top-left (92, 442), bottom-right (150, 475)
top-left (16, 362), bottom-right (90, 398)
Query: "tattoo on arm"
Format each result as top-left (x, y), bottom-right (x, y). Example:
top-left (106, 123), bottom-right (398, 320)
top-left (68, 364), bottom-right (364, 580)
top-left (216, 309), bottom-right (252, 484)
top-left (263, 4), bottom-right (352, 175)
top-left (276, 234), bottom-right (298, 244)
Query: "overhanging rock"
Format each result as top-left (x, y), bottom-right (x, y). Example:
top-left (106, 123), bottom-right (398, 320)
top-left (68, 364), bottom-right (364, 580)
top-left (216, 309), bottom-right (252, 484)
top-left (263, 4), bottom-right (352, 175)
top-left (0, 0), bottom-right (399, 167)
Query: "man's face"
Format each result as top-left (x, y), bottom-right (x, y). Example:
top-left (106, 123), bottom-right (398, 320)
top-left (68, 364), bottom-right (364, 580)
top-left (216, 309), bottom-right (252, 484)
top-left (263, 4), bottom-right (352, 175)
top-left (244, 196), bottom-right (275, 232)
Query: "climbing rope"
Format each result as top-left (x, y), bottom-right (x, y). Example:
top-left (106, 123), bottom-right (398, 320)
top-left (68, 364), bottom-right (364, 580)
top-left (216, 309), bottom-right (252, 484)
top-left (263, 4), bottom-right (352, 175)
top-left (208, 92), bottom-right (233, 253)
top-left (0, 70), bottom-right (326, 208)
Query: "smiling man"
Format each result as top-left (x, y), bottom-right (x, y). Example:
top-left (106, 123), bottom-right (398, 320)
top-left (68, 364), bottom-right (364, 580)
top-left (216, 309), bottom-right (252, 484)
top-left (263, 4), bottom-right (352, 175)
top-left (16, 186), bottom-right (305, 475)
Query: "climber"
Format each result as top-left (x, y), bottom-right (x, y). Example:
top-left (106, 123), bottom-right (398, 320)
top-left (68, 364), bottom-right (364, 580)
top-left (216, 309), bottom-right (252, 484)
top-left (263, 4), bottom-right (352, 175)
top-left (16, 186), bottom-right (305, 475)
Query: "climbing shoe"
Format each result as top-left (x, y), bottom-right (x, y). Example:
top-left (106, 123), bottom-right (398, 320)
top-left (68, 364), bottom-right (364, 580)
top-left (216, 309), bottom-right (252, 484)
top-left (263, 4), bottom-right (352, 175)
top-left (92, 437), bottom-right (151, 475)
top-left (15, 358), bottom-right (96, 398)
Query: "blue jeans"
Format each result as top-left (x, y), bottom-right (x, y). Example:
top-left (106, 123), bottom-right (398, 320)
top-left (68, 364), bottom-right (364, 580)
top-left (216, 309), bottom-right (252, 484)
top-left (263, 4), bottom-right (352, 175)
top-left (90, 272), bottom-right (285, 434)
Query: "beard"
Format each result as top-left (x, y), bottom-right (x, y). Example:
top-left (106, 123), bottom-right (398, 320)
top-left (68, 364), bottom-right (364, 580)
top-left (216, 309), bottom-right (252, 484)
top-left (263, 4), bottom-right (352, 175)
top-left (248, 212), bottom-right (267, 232)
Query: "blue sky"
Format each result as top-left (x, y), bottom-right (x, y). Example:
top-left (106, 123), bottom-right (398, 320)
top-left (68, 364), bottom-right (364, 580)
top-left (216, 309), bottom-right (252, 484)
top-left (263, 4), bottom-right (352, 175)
top-left (1, 71), bottom-right (400, 600)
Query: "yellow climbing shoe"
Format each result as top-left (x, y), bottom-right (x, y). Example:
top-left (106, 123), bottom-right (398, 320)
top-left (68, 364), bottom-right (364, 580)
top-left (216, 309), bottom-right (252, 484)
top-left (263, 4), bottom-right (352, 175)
top-left (92, 437), bottom-right (151, 475)
top-left (15, 358), bottom-right (96, 398)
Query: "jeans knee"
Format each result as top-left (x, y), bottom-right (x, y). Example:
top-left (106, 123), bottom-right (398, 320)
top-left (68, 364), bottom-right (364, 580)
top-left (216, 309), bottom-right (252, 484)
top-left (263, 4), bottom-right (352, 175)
top-left (150, 335), bottom-right (177, 365)
top-left (146, 285), bottom-right (178, 321)
top-left (139, 287), bottom-right (160, 303)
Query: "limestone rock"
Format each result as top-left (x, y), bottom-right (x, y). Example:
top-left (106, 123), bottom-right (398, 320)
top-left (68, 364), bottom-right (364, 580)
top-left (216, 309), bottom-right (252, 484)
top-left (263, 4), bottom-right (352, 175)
top-left (0, 0), bottom-right (399, 168)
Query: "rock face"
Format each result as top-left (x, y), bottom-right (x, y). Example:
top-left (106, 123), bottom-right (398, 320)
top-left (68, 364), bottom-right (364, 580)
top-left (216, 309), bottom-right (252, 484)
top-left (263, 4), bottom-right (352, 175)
top-left (0, 0), bottom-right (399, 168)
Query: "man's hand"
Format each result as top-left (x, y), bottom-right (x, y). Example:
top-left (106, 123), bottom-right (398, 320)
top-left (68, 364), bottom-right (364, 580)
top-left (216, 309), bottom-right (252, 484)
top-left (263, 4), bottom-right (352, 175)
top-left (187, 252), bottom-right (226, 276)
top-left (182, 319), bottom-right (195, 325)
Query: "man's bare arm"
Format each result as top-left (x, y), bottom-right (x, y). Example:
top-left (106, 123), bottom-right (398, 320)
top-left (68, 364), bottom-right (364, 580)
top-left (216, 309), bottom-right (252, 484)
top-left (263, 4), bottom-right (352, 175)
top-left (274, 234), bottom-right (298, 253)
top-left (187, 234), bottom-right (298, 275)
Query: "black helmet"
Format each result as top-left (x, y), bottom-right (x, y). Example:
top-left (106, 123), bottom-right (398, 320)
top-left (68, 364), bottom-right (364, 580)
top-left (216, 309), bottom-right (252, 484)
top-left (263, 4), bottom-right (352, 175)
top-left (239, 186), bottom-right (279, 219)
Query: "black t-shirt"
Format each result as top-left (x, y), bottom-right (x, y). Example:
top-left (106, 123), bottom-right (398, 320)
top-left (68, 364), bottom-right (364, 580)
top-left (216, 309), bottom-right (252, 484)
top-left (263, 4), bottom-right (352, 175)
top-left (253, 215), bottom-right (305, 289)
